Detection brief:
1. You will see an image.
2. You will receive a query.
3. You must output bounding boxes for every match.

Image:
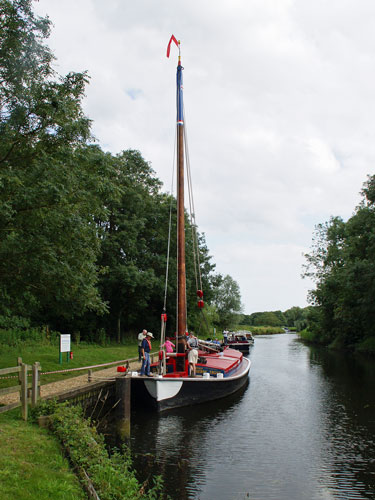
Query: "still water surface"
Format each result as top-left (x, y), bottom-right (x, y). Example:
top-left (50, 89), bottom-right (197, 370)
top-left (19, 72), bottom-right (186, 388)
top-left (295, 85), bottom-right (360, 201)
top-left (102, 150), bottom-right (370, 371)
top-left (114, 334), bottom-right (375, 499)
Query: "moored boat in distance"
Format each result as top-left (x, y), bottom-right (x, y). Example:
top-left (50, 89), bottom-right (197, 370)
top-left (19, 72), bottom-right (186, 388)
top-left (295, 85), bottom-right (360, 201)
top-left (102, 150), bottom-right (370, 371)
top-left (224, 331), bottom-right (254, 352)
top-left (130, 37), bottom-right (250, 411)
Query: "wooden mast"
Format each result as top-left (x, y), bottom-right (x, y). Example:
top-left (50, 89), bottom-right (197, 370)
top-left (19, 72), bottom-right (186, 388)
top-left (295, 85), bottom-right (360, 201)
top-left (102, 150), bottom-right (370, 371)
top-left (176, 48), bottom-right (187, 340)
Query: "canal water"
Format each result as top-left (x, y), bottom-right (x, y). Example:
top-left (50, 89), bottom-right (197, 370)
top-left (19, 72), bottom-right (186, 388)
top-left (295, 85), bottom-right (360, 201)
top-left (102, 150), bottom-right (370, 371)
top-left (112, 334), bottom-right (375, 499)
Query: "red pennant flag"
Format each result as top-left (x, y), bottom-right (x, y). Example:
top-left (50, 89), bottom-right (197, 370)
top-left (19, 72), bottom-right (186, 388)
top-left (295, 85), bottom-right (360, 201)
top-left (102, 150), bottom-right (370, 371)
top-left (166, 35), bottom-right (179, 58)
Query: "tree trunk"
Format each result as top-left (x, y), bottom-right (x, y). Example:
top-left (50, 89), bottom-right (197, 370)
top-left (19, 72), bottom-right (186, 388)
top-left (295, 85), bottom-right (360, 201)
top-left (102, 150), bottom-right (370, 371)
top-left (117, 313), bottom-right (121, 344)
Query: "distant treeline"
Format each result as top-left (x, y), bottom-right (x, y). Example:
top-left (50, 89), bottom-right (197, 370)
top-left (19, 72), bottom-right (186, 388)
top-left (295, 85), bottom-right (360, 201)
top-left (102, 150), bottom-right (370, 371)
top-left (0, 1), bottom-right (242, 343)
top-left (239, 307), bottom-right (309, 331)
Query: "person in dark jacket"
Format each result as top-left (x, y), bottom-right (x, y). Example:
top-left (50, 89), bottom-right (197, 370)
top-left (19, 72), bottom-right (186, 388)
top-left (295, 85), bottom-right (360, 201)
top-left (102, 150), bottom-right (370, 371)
top-left (138, 329), bottom-right (147, 361)
top-left (140, 332), bottom-right (154, 376)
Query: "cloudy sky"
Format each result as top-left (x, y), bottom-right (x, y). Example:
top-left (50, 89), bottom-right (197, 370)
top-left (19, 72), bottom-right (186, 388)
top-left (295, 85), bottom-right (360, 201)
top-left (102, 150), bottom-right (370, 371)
top-left (34, 0), bottom-right (375, 314)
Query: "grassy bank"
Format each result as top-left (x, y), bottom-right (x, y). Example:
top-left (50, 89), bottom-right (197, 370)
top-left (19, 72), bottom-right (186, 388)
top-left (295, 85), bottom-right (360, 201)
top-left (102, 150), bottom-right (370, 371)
top-left (0, 341), bottom-right (143, 390)
top-left (46, 403), bottom-right (163, 499)
top-left (0, 403), bottom-right (163, 500)
top-left (0, 408), bottom-right (85, 500)
top-left (238, 325), bottom-right (285, 335)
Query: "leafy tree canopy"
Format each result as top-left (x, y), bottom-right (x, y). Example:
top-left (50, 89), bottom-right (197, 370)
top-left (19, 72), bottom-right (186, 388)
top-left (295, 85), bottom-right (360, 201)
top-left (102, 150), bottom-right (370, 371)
top-left (212, 274), bottom-right (243, 329)
top-left (303, 174), bottom-right (375, 348)
top-left (0, 0), bottom-right (114, 319)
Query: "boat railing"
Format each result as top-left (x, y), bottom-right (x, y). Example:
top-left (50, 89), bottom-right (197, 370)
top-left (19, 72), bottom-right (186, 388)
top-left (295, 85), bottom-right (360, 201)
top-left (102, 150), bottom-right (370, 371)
top-left (198, 340), bottom-right (222, 353)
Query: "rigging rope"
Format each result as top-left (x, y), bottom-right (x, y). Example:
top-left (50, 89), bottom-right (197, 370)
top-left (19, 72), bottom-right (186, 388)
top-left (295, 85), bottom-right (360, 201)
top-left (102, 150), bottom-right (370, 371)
top-left (161, 126), bottom-right (177, 348)
top-left (162, 90), bottom-right (206, 338)
top-left (183, 103), bottom-right (213, 338)
top-left (163, 130), bottom-right (176, 313)
top-left (183, 103), bottom-right (203, 292)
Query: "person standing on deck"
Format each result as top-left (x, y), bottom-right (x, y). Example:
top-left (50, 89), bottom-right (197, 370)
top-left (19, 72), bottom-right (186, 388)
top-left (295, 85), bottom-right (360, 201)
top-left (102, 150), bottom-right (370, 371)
top-left (187, 332), bottom-right (199, 377)
top-left (140, 332), bottom-right (154, 376)
top-left (161, 338), bottom-right (175, 353)
top-left (223, 330), bottom-right (228, 345)
top-left (138, 329), bottom-right (147, 361)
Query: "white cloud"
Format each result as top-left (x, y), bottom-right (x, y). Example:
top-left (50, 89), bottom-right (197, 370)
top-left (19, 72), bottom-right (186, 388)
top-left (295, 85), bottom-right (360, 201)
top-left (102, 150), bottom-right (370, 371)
top-left (34, 0), bottom-right (375, 312)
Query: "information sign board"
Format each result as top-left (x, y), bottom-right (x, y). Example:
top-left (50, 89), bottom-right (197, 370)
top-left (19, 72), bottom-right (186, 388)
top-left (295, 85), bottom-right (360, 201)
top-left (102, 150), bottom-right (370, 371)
top-left (60, 334), bottom-right (71, 353)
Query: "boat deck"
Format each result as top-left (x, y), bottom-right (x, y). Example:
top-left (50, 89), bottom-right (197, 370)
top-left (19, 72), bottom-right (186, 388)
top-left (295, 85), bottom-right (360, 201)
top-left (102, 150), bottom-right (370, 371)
top-left (196, 347), bottom-right (243, 377)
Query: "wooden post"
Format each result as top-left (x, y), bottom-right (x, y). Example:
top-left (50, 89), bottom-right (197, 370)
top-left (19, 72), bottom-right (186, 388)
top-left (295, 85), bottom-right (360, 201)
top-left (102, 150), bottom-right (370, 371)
top-left (32, 362), bottom-right (40, 407)
top-left (17, 357), bottom-right (22, 386)
top-left (88, 369), bottom-right (93, 382)
top-left (115, 377), bottom-right (131, 439)
top-left (21, 363), bottom-right (28, 421)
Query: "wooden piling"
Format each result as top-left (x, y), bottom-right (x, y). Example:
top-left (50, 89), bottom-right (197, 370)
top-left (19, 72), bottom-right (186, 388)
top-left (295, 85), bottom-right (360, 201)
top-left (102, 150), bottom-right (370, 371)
top-left (17, 357), bottom-right (22, 386)
top-left (20, 363), bottom-right (28, 421)
top-left (32, 362), bottom-right (40, 406)
top-left (115, 376), bottom-right (131, 438)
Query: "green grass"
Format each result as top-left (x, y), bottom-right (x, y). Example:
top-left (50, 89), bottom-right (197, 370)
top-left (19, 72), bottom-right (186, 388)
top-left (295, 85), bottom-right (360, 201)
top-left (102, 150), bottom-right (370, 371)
top-left (239, 325), bottom-right (285, 334)
top-left (0, 341), bottom-right (147, 390)
top-left (0, 409), bottom-right (85, 500)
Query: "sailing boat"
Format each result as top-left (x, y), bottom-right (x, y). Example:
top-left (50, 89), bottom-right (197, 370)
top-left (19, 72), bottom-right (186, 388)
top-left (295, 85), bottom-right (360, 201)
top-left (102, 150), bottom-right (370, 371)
top-left (131, 36), bottom-right (250, 411)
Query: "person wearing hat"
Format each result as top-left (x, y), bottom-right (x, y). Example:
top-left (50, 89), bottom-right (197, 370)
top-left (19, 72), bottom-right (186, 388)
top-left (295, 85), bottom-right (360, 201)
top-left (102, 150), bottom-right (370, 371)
top-left (138, 329), bottom-right (147, 361)
top-left (140, 332), bottom-right (154, 377)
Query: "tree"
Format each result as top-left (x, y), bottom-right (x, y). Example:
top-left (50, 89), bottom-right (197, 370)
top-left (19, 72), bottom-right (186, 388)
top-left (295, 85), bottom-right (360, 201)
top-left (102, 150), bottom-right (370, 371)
top-left (212, 274), bottom-right (243, 328)
top-left (284, 306), bottom-right (305, 328)
top-left (304, 174), bottom-right (375, 348)
top-left (250, 311), bottom-right (282, 327)
top-left (94, 149), bottom-right (217, 341)
top-left (0, 1), bottom-right (112, 320)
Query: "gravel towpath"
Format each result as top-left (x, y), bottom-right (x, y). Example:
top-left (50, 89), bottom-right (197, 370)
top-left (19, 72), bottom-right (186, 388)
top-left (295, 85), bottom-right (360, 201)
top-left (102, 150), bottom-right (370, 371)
top-left (0, 359), bottom-right (142, 407)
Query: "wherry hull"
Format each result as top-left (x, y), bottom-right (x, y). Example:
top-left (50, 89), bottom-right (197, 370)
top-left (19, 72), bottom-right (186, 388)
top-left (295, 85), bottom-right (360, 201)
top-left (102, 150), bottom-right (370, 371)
top-left (131, 356), bottom-right (251, 412)
top-left (132, 38), bottom-right (251, 413)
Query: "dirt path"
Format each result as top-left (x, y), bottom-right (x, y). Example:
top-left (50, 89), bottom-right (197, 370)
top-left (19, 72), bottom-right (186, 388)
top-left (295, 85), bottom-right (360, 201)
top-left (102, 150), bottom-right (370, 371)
top-left (0, 359), bottom-right (142, 407)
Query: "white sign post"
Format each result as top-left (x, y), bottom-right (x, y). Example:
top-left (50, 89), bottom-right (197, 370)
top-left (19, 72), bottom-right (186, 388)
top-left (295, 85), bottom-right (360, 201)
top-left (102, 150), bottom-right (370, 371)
top-left (59, 334), bottom-right (71, 364)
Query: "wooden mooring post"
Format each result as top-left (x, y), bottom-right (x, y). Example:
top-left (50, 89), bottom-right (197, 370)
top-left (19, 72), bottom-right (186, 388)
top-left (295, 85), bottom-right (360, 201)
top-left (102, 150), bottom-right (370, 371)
top-left (31, 362), bottom-right (41, 407)
top-left (20, 363), bottom-right (28, 421)
top-left (115, 376), bottom-right (131, 439)
top-left (0, 360), bottom-right (41, 420)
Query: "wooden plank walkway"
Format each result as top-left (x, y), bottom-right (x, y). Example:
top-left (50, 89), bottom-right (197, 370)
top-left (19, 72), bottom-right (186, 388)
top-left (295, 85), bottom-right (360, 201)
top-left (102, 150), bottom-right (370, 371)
top-left (0, 359), bottom-right (142, 407)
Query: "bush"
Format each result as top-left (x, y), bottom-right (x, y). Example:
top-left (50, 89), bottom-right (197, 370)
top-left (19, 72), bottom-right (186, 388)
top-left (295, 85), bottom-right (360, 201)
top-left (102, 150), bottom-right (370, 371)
top-left (49, 404), bottom-right (164, 500)
top-left (0, 316), bottom-right (60, 347)
top-left (97, 328), bottom-right (107, 346)
top-left (355, 337), bottom-right (375, 355)
top-left (30, 399), bottom-right (60, 422)
top-left (298, 329), bottom-right (317, 342)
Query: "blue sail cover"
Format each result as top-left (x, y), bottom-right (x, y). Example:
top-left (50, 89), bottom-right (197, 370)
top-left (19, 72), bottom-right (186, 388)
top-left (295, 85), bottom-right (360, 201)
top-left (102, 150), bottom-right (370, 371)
top-left (176, 63), bottom-right (183, 126)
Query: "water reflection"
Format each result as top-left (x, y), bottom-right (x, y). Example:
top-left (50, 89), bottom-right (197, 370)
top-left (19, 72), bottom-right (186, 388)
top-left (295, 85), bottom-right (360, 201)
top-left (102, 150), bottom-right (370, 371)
top-left (124, 382), bottom-right (250, 500)
top-left (108, 335), bottom-right (375, 500)
top-left (307, 345), bottom-right (375, 499)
